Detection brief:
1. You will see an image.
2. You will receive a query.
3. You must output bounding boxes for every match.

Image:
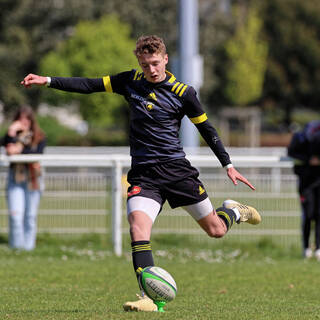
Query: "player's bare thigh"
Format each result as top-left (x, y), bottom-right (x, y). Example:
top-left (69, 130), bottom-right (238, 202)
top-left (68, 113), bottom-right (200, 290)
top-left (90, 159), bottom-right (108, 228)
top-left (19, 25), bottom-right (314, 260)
top-left (183, 198), bottom-right (227, 238)
top-left (127, 196), bottom-right (161, 241)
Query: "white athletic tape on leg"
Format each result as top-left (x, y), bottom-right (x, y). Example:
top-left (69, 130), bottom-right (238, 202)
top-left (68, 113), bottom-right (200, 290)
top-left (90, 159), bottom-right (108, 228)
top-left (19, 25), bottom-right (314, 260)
top-left (182, 198), bottom-right (214, 221)
top-left (127, 196), bottom-right (161, 223)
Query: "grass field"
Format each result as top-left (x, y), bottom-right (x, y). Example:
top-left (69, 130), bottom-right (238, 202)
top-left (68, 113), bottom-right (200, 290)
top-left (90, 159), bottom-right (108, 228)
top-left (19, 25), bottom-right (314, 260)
top-left (1, 234), bottom-right (320, 320)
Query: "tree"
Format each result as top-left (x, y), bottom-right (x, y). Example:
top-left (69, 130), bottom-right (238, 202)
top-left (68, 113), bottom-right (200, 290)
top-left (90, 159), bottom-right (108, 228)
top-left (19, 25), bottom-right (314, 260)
top-left (0, 0), bottom-right (178, 111)
top-left (0, 0), bottom-right (99, 113)
top-left (198, 0), bottom-right (235, 110)
top-left (39, 15), bottom-right (137, 128)
top-left (260, 0), bottom-right (320, 125)
top-left (223, 6), bottom-right (268, 105)
top-left (3, 0), bottom-right (319, 133)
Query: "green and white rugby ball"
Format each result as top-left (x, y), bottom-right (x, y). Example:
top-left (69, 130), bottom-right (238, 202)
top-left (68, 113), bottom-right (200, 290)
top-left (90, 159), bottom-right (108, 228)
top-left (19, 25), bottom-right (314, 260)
top-left (139, 266), bottom-right (177, 302)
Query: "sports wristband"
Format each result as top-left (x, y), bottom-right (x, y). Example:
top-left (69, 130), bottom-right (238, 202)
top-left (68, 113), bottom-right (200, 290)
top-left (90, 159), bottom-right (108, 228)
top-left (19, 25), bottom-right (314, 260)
top-left (46, 77), bottom-right (51, 87)
top-left (224, 163), bottom-right (233, 170)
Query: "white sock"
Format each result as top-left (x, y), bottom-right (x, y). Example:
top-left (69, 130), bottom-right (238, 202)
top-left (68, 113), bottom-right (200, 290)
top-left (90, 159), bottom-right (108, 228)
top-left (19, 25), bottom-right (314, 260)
top-left (232, 207), bottom-right (241, 221)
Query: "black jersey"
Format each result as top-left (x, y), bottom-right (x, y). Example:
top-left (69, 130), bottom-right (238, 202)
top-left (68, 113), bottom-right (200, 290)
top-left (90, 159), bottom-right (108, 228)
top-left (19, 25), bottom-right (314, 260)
top-left (49, 70), bottom-right (231, 167)
top-left (106, 69), bottom-right (206, 165)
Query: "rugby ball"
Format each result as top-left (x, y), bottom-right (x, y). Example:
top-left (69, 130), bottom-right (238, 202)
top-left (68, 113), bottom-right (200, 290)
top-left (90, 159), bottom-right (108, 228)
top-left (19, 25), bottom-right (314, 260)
top-left (139, 266), bottom-right (177, 302)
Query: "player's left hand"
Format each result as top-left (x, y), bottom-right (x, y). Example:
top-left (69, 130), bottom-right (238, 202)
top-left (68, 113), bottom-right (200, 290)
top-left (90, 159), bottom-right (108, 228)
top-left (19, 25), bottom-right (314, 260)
top-left (226, 167), bottom-right (255, 190)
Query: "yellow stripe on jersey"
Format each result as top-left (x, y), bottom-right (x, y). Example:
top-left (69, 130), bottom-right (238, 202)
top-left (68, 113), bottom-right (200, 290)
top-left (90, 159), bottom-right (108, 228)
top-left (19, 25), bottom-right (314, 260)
top-left (178, 84), bottom-right (188, 96)
top-left (166, 70), bottom-right (176, 83)
top-left (171, 82), bottom-right (180, 92)
top-left (189, 113), bottom-right (208, 124)
top-left (103, 76), bottom-right (113, 92)
top-left (133, 70), bottom-right (139, 80)
top-left (171, 81), bottom-right (188, 96)
top-left (175, 83), bottom-right (184, 95)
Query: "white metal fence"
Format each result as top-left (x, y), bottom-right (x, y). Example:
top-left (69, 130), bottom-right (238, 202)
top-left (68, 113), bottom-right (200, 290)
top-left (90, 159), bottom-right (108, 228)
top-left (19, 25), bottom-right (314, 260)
top-left (0, 150), bottom-right (301, 256)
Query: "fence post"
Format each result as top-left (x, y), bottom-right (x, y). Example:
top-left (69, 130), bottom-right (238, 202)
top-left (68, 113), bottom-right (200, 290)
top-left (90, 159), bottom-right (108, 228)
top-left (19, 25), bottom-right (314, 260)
top-left (271, 167), bottom-right (281, 193)
top-left (112, 160), bottom-right (122, 256)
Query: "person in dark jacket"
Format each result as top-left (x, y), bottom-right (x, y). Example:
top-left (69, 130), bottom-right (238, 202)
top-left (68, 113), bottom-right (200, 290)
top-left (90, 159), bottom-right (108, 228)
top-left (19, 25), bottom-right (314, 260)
top-left (288, 120), bottom-right (320, 259)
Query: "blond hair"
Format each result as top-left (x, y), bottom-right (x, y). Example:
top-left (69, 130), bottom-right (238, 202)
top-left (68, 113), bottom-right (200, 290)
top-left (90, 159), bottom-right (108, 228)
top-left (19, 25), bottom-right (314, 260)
top-left (134, 35), bottom-right (167, 57)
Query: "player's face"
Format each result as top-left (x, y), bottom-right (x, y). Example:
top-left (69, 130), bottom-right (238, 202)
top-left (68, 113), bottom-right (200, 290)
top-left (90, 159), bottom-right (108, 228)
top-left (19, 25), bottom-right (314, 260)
top-left (138, 52), bottom-right (168, 83)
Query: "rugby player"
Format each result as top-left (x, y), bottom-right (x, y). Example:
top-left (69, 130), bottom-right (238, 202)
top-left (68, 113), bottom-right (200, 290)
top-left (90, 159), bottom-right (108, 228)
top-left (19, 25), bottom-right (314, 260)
top-left (21, 35), bottom-right (261, 312)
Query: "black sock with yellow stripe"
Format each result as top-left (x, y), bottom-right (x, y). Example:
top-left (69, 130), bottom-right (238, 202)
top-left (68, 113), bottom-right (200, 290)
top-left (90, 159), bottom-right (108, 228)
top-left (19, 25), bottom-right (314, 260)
top-left (131, 240), bottom-right (154, 276)
top-left (216, 207), bottom-right (237, 230)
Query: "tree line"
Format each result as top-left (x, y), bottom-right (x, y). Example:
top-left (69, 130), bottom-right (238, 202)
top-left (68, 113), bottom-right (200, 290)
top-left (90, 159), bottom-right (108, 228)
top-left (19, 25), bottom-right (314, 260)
top-left (1, 0), bottom-right (319, 138)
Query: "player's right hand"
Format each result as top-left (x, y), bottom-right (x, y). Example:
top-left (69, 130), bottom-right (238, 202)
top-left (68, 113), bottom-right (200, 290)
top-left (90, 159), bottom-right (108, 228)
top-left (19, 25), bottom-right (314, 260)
top-left (227, 166), bottom-right (256, 190)
top-left (21, 74), bottom-right (47, 88)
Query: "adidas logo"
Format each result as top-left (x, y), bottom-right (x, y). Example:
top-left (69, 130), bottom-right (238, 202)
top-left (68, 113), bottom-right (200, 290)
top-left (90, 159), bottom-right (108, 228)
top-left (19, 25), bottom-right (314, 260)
top-left (199, 185), bottom-right (205, 195)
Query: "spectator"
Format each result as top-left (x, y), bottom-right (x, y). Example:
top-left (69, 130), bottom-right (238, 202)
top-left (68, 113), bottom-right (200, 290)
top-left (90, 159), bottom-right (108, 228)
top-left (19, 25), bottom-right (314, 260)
top-left (3, 106), bottom-right (46, 250)
top-left (288, 120), bottom-right (320, 260)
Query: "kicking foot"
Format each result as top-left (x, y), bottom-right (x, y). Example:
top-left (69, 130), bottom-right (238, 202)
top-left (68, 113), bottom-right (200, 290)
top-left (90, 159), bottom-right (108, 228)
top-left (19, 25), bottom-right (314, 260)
top-left (223, 200), bottom-right (261, 225)
top-left (123, 294), bottom-right (157, 312)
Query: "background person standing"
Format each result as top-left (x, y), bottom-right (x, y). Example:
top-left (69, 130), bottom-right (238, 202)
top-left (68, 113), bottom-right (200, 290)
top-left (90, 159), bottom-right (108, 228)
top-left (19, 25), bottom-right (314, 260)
top-left (3, 106), bottom-right (46, 250)
top-left (288, 120), bottom-right (320, 260)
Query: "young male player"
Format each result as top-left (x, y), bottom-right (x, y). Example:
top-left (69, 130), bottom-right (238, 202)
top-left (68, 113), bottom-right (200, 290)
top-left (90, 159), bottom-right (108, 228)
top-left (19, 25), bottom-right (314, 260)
top-left (21, 35), bottom-right (261, 312)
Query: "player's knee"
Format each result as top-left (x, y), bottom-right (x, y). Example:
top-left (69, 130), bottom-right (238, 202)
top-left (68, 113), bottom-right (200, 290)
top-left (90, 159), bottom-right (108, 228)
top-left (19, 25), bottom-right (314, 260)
top-left (205, 226), bottom-right (226, 238)
top-left (129, 223), bottom-right (140, 237)
top-left (129, 223), bottom-right (148, 239)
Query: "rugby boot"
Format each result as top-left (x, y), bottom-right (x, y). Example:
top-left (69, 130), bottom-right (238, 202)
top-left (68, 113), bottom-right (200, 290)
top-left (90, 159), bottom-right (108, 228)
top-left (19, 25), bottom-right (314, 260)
top-left (123, 294), bottom-right (157, 312)
top-left (223, 200), bottom-right (261, 225)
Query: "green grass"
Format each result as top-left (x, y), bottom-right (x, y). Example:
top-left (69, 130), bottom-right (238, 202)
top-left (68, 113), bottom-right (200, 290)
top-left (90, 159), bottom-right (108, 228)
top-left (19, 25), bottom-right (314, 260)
top-left (0, 234), bottom-right (320, 320)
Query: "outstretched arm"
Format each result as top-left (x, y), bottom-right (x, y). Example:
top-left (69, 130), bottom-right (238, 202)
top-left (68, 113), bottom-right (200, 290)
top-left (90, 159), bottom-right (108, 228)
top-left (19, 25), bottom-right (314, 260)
top-left (21, 74), bottom-right (105, 93)
top-left (21, 70), bottom-right (134, 94)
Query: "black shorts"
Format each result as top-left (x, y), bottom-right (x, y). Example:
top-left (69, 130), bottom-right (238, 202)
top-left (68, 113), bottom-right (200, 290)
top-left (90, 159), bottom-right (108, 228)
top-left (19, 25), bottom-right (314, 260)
top-left (126, 158), bottom-right (208, 209)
